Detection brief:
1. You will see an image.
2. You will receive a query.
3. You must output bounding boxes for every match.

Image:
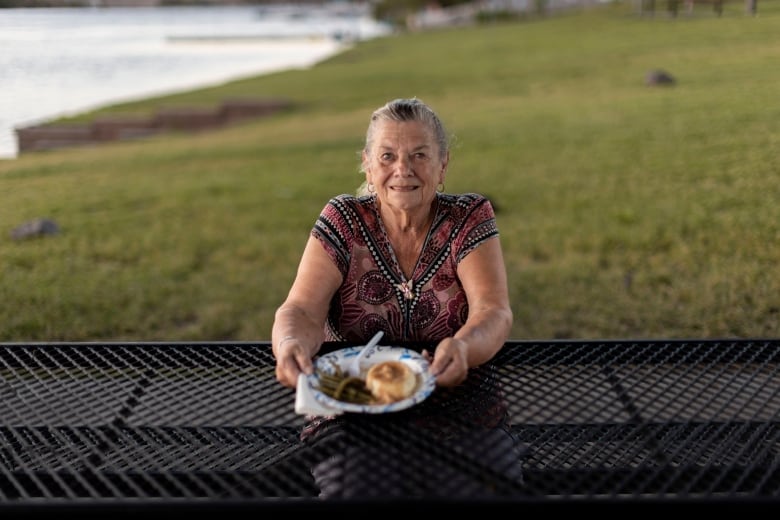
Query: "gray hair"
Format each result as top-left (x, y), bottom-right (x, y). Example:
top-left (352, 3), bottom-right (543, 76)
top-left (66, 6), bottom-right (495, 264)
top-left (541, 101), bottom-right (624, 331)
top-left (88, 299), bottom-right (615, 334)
top-left (358, 98), bottom-right (450, 190)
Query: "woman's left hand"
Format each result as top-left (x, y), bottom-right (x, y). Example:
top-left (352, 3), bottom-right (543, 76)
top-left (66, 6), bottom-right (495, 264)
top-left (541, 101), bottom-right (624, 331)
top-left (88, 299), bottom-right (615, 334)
top-left (424, 337), bottom-right (469, 387)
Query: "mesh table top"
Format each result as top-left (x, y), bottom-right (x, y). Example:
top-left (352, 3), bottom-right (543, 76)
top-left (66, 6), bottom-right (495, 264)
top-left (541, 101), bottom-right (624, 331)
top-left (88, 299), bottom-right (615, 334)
top-left (1, 339), bottom-right (778, 511)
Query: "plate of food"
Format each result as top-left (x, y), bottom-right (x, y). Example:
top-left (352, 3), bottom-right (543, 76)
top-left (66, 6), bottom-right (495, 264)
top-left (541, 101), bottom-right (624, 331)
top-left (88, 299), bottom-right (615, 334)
top-left (306, 345), bottom-right (436, 414)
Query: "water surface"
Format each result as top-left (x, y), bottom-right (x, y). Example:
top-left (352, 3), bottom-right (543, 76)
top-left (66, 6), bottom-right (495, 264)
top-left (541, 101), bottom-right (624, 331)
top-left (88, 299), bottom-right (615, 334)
top-left (0, 4), bottom-right (391, 158)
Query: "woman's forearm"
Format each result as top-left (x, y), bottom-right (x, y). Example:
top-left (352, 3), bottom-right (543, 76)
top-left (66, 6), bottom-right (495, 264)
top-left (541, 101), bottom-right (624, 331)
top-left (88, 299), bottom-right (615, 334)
top-left (454, 306), bottom-right (513, 368)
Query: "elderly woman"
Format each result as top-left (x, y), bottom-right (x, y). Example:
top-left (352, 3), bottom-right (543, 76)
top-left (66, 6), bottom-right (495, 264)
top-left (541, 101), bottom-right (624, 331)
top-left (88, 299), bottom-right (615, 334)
top-left (272, 98), bottom-right (513, 390)
top-left (271, 98), bottom-right (521, 498)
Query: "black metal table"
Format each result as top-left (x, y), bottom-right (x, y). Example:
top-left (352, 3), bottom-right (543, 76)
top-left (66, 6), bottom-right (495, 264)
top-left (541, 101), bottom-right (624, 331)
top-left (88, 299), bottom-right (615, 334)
top-left (1, 339), bottom-right (779, 514)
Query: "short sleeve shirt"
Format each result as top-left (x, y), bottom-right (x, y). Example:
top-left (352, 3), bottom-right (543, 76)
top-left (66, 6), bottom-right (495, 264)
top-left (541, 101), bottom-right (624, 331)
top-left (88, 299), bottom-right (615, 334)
top-left (311, 192), bottom-right (499, 343)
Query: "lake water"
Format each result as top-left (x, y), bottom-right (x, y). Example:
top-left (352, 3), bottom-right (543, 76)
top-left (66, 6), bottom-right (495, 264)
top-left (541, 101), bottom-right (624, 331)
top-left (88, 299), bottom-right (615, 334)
top-left (0, 4), bottom-right (392, 159)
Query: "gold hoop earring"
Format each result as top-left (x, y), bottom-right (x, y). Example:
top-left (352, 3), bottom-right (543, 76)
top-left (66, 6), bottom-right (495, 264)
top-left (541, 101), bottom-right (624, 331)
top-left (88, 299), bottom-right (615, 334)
top-left (436, 183), bottom-right (445, 193)
top-left (367, 183), bottom-right (376, 194)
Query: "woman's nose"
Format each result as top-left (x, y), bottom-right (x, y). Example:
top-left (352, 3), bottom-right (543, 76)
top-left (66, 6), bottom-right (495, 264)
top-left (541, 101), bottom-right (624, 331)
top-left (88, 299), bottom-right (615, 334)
top-left (397, 157), bottom-right (413, 176)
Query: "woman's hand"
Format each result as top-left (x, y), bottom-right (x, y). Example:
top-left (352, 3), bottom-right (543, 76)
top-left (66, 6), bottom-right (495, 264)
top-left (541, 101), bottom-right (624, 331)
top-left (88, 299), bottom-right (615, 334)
top-left (423, 337), bottom-right (469, 387)
top-left (273, 337), bottom-right (315, 389)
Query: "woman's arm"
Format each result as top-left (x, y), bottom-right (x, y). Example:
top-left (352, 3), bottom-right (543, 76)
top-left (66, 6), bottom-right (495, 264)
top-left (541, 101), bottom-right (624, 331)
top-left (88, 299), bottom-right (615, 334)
top-left (271, 235), bottom-right (343, 388)
top-left (427, 237), bottom-right (513, 386)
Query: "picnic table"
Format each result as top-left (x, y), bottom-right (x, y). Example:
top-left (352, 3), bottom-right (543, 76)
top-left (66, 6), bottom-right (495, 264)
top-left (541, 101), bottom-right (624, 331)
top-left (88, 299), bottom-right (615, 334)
top-left (1, 339), bottom-right (778, 514)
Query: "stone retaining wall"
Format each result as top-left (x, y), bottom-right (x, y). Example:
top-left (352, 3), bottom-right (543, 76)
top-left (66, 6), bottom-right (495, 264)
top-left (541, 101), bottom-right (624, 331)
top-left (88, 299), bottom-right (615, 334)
top-left (16, 98), bottom-right (291, 154)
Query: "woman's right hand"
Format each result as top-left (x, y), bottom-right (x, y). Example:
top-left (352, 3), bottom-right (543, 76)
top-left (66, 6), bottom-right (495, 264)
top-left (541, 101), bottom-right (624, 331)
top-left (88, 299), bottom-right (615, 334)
top-left (273, 337), bottom-right (315, 389)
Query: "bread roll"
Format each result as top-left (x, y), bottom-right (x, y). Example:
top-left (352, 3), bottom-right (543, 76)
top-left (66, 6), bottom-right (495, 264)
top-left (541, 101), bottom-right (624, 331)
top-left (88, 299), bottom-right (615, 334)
top-left (365, 360), bottom-right (417, 404)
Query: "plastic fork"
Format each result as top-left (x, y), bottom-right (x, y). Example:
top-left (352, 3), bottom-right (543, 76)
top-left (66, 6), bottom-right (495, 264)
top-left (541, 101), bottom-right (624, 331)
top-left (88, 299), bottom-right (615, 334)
top-left (345, 330), bottom-right (384, 378)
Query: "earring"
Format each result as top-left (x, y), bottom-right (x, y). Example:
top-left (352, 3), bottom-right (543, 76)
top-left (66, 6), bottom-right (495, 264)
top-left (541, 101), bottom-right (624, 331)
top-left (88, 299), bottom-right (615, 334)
top-left (436, 183), bottom-right (445, 193)
top-left (367, 183), bottom-right (376, 194)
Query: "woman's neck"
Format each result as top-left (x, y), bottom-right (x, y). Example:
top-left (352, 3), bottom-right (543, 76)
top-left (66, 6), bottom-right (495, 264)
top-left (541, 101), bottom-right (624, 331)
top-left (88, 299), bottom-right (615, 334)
top-left (377, 197), bottom-right (438, 279)
top-left (376, 196), bottom-right (437, 234)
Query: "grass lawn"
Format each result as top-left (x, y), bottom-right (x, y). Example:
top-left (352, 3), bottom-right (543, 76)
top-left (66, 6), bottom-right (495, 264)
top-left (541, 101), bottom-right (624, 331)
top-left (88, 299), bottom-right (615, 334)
top-left (1, 1), bottom-right (778, 341)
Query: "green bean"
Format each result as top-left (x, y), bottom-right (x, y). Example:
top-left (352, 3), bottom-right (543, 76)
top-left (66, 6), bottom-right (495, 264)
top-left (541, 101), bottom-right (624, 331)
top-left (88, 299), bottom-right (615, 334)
top-left (334, 376), bottom-right (368, 400)
top-left (316, 369), bottom-right (374, 404)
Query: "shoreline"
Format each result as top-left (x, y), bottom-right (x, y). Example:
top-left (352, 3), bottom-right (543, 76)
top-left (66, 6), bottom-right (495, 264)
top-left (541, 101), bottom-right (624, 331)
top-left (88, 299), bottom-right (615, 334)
top-left (1, 39), bottom-right (349, 160)
top-left (0, 4), bottom-right (390, 159)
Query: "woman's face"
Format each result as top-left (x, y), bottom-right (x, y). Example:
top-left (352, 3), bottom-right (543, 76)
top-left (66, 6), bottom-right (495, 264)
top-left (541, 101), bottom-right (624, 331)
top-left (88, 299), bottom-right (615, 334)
top-left (364, 120), bottom-right (447, 214)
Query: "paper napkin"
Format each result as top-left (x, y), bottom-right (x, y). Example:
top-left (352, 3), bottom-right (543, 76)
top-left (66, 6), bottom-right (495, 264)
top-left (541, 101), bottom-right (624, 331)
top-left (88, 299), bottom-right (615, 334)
top-left (295, 373), bottom-right (344, 416)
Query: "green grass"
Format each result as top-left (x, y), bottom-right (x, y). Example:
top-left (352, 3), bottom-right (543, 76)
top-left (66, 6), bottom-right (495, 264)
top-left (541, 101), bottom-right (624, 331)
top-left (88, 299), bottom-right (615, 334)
top-left (2, 1), bottom-right (779, 341)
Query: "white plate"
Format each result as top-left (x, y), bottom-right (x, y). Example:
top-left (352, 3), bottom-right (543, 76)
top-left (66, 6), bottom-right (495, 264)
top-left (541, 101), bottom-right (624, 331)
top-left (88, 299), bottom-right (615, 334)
top-left (307, 345), bottom-right (436, 414)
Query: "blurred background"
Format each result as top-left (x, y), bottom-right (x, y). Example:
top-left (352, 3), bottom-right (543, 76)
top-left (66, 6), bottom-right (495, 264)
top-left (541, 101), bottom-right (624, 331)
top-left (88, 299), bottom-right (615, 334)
top-left (0, 0), bottom-right (777, 342)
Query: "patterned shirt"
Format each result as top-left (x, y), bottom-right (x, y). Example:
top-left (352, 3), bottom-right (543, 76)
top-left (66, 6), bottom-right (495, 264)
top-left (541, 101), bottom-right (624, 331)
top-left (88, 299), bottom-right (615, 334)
top-left (312, 192), bottom-right (499, 343)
